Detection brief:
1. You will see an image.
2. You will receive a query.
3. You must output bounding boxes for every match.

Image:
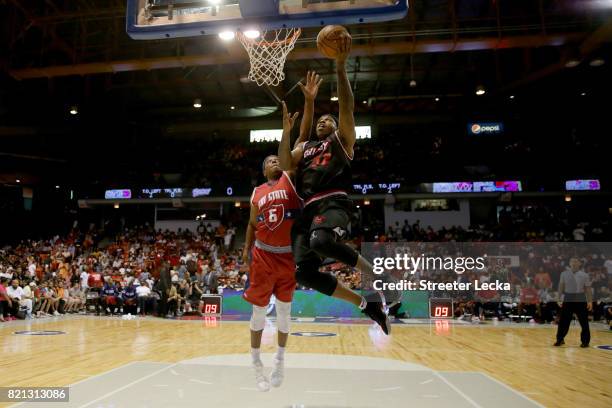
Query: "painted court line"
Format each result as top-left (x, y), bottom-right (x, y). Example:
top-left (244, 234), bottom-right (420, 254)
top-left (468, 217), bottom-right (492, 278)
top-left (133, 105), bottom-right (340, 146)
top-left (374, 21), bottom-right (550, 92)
top-left (189, 378), bottom-right (213, 385)
top-left (77, 362), bottom-right (178, 408)
top-left (305, 390), bottom-right (343, 394)
top-left (373, 386), bottom-right (402, 391)
top-left (9, 361), bottom-right (144, 408)
top-left (432, 371), bottom-right (484, 408)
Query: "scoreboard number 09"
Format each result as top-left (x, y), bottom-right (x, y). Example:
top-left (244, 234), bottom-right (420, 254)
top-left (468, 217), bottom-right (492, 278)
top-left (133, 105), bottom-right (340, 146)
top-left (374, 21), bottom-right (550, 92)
top-left (201, 295), bottom-right (223, 315)
top-left (429, 298), bottom-right (453, 319)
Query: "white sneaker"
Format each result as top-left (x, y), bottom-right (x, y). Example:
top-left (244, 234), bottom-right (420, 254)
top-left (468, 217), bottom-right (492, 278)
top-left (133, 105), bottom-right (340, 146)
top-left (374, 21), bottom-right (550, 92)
top-left (53, 311), bottom-right (60, 316)
top-left (253, 361), bottom-right (270, 392)
top-left (270, 358), bottom-right (284, 388)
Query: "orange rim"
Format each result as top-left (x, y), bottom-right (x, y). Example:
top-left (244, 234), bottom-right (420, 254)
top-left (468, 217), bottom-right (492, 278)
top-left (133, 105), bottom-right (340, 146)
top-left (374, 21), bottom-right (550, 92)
top-left (238, 28), bottom-right (301, 47)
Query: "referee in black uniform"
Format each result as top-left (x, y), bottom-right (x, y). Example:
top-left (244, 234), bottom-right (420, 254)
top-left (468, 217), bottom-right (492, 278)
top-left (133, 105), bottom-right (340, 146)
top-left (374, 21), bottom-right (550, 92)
top-left (554, 257), bottom-right (592, 347)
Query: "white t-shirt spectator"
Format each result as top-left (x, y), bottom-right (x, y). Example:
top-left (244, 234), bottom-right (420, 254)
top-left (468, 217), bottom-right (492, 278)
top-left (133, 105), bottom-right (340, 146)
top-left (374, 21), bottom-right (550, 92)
top-left (136, 286), bottom-right (151, 297)
top-left (7, 285), bottom-right (24, 300)
top-left (572, 227), bottom-right (585, 241)
top-left (23, 285), bottom-right (34, 300)
top-left (605, 259), bottom-right (612, 276)
top-left (80, 271), bottom-right (89, 289)
top-left (224, 228), bottom-right (235, 248)
top-left (28, 263), bottom-right (37, 277)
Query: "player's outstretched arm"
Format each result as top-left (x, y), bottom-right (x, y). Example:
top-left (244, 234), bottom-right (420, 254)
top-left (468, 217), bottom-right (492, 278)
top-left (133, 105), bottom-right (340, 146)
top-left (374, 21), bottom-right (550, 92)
top-left (278, 101), bottom-right (301, 172)
top-left (242, 200), bottom-right (258, 264)
top-left (295, 71), bottom-right (323, 148)
top-left (336, 34), bottom-right (356, 158)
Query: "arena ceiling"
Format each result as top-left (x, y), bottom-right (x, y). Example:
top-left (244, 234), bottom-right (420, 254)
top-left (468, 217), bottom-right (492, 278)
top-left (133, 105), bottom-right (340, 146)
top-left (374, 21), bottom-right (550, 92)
top-left (0, 0), bottom-right (611, 186)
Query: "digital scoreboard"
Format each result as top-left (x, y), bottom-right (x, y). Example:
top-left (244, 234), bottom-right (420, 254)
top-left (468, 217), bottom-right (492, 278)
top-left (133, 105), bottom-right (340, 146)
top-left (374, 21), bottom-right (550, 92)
top-left (429, 298), bottom-right (453, 318)
top-left (200, 295), bottom-right (222, 315)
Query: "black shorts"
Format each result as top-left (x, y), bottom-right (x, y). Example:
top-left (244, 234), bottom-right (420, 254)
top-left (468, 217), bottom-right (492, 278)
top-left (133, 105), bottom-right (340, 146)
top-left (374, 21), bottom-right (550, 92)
top-left (291, 196), bottom-right (352, 265)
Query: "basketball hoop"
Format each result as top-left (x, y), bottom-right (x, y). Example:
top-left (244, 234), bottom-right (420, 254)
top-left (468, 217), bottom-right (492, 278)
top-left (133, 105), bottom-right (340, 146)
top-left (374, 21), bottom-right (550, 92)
top-left (237, 28), bottom-right (301, 87)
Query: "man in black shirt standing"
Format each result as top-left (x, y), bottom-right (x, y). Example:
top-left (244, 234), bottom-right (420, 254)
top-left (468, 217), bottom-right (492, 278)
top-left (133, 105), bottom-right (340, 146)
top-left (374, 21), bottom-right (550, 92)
top-left (279, 32), bottom-right (390, 335)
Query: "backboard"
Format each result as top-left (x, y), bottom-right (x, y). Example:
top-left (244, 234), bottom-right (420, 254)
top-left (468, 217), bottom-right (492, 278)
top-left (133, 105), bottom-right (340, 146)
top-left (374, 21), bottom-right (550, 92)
top-left (126, 0), bottom-right (409, 40)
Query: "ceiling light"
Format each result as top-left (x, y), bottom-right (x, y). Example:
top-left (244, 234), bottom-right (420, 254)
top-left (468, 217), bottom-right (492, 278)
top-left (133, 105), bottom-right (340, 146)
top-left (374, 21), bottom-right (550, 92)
top-left (234, 201), bottom-right (241, 207)
top-left (114, 203), bottom-right (120, 209)
top-left (193, 98), bottom-right (202, 108)
top-left (564, 59), bottom-right (580, 68)
top-left (55, 185), bottom-right (60, 189)
top-left (434, 97), bottom-right (440, 102)
top-left (590, 58), bottom-right (605, 67)
top-left (509, 95), bottom-right (515, 99)
top-left (16, 179), bottom-right (21, 183)
top-left (218, 31), bottom-right (235, 41)
top-left (564, 195), bottom-right (572, 202)
top-left (581, 92), bottom-right (587, 96)
top-left (409, 79), bottom-right (417, 87)
top-left (362, 100), bottom-right (367, 104)
top-left (69, 106), bottom-right (78, 115)
top-left (244, 30), bottom-right (260, 39)
top-left (230, 106), bottom-right (236, 110)
top-left (330, 94), bottom-right (338, 102)
top-left (475, 86), bottom-right (486, 96)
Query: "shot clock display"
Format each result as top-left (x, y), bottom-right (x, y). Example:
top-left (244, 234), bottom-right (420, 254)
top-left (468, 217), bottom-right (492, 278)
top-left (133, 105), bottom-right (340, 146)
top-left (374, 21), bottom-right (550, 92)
top-left (429, 298), bottom-right (453, 318)
top-left (201, 295), bottom-right (222, 315)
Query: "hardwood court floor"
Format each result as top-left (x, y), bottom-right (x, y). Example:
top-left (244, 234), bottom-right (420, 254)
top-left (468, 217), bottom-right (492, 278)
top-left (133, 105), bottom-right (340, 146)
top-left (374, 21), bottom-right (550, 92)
top-left (0, 316), bottom-right (610, 408)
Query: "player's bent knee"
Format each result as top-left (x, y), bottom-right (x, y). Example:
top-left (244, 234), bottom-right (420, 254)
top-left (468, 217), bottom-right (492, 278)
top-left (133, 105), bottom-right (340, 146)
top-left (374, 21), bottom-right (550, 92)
top-left (309, 228), bottom-right (359, 267)
top-left (250, 304), bottom-right (267, 332)
top-left (275, 300), bottom-right (291, 333)
top-left (295, 261), bottom-right (320, 287)
top-left (295, 261), bottom-right (338, 297)
top-left (309, 229), bottom-right (334, 256)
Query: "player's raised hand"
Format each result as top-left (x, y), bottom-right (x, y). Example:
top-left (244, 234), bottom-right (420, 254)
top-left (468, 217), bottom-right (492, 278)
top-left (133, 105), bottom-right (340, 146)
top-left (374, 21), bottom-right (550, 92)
top-left (281, 101), bottom-right (300, 131)
top-left (298, 71), bottom-right (324, 102)
top-left (335, 32), bottom-right (352, 65)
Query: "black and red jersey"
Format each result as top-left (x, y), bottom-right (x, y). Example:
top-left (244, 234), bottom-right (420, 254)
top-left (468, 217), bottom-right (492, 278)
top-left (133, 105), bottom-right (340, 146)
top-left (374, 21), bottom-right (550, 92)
top-left (296, 131), bottom-right (353, 205)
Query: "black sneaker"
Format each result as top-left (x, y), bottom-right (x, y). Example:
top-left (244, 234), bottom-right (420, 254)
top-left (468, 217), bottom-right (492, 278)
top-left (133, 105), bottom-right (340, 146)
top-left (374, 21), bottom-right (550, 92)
top-left (553, 340), bottom-right (565, 347)
top-left (363, 301), bottom-right (391, 335)
top-left (580, 343), bottom-right (589, 348)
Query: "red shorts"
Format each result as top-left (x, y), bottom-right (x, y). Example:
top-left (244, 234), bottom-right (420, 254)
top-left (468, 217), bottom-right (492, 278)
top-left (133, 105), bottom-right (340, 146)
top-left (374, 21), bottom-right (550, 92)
top-left (243, 247), bottom-right (296, 307)
top-left (103, 296), bottom-right (117, 305)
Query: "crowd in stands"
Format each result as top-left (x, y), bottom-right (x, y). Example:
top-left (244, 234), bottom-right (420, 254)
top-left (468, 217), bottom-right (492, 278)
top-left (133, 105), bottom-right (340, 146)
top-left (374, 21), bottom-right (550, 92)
top-left (0, 224), bottom-right (245, 322)
top-left (377, 205), bottom-right (611, 243)
top-left (1, 204), bottom-right (611, 326)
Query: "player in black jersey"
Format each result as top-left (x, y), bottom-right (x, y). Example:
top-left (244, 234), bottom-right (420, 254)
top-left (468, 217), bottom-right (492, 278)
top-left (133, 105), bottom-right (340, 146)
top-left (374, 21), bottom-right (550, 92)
top-left (278, 33), bottom-right (391, 335)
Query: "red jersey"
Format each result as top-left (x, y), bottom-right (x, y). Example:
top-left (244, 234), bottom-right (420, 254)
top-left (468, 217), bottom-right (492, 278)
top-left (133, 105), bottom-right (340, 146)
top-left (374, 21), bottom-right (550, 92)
top-left (251, 171), bottom-right (302, 249)
top-left (88, 272), bottom-right (103, 289)
top-left (520, 287), bottom-right (539, 304)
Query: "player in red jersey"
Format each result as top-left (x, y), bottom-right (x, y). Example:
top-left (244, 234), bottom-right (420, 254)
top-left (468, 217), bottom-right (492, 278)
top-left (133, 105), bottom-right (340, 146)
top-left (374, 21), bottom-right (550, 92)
top-left (242, 72), bottom-right (322, 392)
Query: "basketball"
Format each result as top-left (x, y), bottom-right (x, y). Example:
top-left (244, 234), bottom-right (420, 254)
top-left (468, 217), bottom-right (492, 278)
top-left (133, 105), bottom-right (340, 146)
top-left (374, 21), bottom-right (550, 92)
top-left (317, 25), bottom-right (351, 59)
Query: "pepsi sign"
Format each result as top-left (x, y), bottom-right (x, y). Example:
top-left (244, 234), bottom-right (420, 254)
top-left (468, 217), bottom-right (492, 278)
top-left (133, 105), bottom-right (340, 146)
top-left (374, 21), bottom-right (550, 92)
top-left (468, 122), bottom-right (504, 135)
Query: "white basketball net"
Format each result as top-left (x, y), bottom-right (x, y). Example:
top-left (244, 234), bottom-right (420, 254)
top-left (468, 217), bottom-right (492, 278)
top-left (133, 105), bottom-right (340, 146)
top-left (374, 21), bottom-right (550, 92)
top-left (238, 28), bottom-right (301, 87)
